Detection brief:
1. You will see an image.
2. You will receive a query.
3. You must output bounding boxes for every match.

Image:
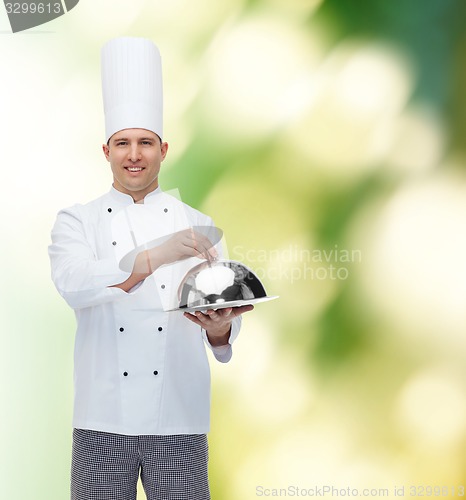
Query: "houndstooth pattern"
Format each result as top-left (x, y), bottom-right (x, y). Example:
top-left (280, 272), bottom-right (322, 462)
top-left (71, 429), bottom-right (210, 500)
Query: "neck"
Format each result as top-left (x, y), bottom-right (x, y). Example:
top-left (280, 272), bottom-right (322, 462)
top-left (112, 181), bottom-right (159, 203)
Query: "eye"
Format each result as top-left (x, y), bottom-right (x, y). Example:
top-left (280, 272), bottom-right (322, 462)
top-left (141, 141), bottom-right (153, 145)
top-left (116, 141), bottom-right (127, 146)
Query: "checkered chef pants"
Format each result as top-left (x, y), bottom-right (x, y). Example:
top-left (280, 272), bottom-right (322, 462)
top-left (71, 429), bottom-right (210, 500)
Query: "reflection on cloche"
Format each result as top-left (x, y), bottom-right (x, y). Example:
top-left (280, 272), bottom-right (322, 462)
top-left (173, 259), bottom-right (278, 312)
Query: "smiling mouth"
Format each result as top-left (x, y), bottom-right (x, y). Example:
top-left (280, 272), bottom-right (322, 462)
top-left (125, 166), bottom-right (144, 172)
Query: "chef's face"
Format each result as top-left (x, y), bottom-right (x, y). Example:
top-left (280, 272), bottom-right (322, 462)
top-left (102, 128), bottom-right (168, 203)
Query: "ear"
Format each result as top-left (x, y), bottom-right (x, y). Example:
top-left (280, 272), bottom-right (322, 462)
top-left (102, 144), bottom-right (110, 161)
top-left (161, 142), bottom-right (169, 161)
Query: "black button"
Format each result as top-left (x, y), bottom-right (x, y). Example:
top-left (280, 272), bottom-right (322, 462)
top-left (107, 208), bottom-right (112, 213)
top-left (119, 327), bottom-right (124, 332)
top-left (112, 241), bottom-right (117, 246)
top-left (153, 371), bottom-right (158, 376)
top-left (123, 372), bottom-right (128, 376)
top-left (158, 327), bottom-right (163, 332)
top-left (161, 284), bottom-right (166, 289)
top-left (163, 208), bottom-right (168, 213)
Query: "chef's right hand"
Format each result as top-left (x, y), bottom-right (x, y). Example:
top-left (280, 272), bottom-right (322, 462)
top-left (118, 230), bottom-right (217, 290)
top-left (149, 229), bottom-right (217, 268)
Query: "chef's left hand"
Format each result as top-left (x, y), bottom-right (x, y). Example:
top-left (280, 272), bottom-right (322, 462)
top-left (184, 305), bottom-right (254, 347)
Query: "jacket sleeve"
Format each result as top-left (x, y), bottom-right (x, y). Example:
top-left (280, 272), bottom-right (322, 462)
top-left (48, 205), bottom-right (134, 310)
top-left (202, 315), bottom-right (242, 363)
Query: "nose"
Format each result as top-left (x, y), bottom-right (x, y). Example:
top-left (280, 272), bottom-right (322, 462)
top-left (128, 144), bottom-right (141, 162)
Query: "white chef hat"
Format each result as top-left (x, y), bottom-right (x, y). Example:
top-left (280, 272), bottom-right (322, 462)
top-left (101, 37), bottom-right (163, 143)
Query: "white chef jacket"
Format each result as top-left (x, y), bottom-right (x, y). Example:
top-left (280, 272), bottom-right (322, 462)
top-left (49, 186), bottom-right (241, 436)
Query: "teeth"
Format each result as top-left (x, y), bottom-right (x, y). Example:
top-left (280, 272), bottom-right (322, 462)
top-left (127, 167), bottom-right (142, 172)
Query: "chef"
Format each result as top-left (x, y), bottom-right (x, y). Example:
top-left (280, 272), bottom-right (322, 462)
top-left (49, 36), bottom-right (252, 500)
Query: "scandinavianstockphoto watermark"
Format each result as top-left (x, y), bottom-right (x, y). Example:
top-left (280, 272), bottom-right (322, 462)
top-left (233, 245), bottom-right (362, 283)
top-left (2, 0), bottom-right (79, 33)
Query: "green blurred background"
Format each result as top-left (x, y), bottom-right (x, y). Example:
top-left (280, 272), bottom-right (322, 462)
top-left (1, 0), bottom-right (465, 498)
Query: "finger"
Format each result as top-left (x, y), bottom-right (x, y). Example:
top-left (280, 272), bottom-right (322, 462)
top-left (191, 232), bottom-right (217, 260)
top-left (184, 230), bottom-right (205, 247)
top-left (201, 237), bottom-right (218, 259)
top-left (195, 245), bottom-right (216, 262)
top-left (194, 310), bottom-right (212, 325)
top-left (184, 311), bottom-right (214, 327)
top-left (207, 245), bottom-right (218, 261)
top-left (193, 231), bottom-right (215, 249)
top-left (182, 234), bottom-right (216, 261)
top-left (180, 239), bottom-right (208, 259)
top-left (231, 304), bottom-right (254, 316)
top-left (198, 242), bottom-right (217, 262)
top-left (197, 243), bottom-right (211, 262)
top-left (183, 312), bottom-right (204, 327)
top-left (206, 309), bottom-right (220, 321)
top-left (215, 307), bottom-right (232, 318)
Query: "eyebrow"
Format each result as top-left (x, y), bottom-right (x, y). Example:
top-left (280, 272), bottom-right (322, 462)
top-left (112, 137), bottom-right (155, 142)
